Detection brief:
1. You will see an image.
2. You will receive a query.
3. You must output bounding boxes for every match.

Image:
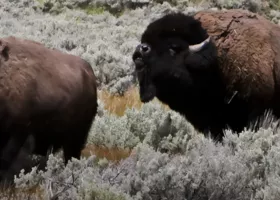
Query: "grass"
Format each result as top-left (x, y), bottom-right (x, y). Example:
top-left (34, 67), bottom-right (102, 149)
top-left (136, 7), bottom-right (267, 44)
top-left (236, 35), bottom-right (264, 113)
top-left (82, 186), bottom-right (128, 200)
top-left (81, 144), bottom-right (132, 162)
top-left (79, 5), bottom-right (106, 15)
top-left (36, 0), bottom-right (44, 5)
top-left (0, 185), bottom-right (45, 200)
top-left (80, 86), bottom-right (169, 161)
top-left (98, 86), bottom-right (143, 116)
top-left (80, 86), bottom-right (160, 162)
top-left (98, 86), bottom-right (169, 116)
top-left (270, 0), bottom-right (280, 9)
top-left (77, 2), bottom-right (126, 17)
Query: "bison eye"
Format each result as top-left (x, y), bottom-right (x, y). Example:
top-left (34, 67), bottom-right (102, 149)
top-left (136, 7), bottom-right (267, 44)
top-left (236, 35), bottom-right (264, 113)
top-left (169, 44), bottom-right (182, 56)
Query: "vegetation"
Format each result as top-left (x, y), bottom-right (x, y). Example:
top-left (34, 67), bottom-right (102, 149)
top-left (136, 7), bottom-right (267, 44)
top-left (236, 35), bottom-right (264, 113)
top-left (2, 0), bottom-right (280, 199)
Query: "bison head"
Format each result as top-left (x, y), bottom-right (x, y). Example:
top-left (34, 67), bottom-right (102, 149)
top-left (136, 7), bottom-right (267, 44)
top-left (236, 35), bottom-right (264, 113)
top-left (132, 12), bottom-right (221, 106)
top-left (131, 12), bottom-right (228, 135)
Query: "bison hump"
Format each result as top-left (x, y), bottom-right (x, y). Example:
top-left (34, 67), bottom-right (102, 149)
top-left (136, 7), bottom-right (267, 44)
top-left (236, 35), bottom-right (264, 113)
top-left (194, 9), bottom-right (279, 102)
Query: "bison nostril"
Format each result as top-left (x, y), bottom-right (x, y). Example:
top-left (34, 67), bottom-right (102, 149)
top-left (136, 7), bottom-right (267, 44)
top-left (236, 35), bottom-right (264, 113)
top-left (140, 43), bottom-right (151, 54)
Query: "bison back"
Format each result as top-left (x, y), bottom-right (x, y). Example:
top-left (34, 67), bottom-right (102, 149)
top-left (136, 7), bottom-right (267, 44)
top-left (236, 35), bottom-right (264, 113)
top-left (0, 36), bottom-right (97, 121)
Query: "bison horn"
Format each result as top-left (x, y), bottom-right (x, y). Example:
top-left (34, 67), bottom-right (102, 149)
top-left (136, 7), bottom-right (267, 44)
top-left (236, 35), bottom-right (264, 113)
top-left (189, 36), bottom-right (211, 53)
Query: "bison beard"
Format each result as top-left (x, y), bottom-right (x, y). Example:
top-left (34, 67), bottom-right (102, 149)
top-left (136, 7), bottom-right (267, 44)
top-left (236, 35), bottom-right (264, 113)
top-left (0, 36), bottom-right (98, 184)
top-left (132, 11), bottom-right (280, 141)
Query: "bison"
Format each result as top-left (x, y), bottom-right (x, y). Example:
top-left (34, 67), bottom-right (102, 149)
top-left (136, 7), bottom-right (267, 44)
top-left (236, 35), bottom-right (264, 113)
top-left (0, 36), bottom-right (98, 182)
top-left (132, 10), bottom-right (280, 141)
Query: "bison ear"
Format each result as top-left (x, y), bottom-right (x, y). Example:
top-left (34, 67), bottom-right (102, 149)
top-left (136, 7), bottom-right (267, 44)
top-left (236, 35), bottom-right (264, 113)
top-left (0, 40), bottom-right (9, 61)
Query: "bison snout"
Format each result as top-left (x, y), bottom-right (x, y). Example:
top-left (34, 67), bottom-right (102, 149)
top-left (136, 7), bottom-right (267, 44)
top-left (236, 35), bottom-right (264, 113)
top-left (133, 43), bottom-right (151, 72)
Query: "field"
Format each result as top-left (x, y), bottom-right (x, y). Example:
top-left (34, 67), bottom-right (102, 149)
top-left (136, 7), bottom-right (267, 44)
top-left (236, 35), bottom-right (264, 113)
top-left (1, 0), bottom-right (280, 199)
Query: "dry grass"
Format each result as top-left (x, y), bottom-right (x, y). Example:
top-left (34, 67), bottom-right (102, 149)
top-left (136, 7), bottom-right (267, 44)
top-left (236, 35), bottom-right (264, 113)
top-left (98, 86), bottom-right (169, 116)
top-left (98, 86), bottom-right (143, 116)
top-left (0, 144), bottom-right (132, 199)
top-left (0, 185), bottom-right (45, 200)
top-left (1, 144), bottom-right (132, 199)
top-left (81, 144), bottom-right (132, 162)
top-left (83, 86), bottom-right (169, 162)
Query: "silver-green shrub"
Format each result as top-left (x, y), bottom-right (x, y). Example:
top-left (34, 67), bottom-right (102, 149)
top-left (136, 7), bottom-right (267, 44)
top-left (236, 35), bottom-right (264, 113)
top-left (210, 0), bottom-right (264, 12)
top-left (88, 100), bottom-right (197, 152)
top-left (14, 122), bottom-right (280, 199)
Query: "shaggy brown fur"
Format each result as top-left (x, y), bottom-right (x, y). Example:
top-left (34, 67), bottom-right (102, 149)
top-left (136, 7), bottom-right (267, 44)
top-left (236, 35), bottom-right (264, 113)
top-left (0, 36), bottom-right (98, 183)
top-left (194, 9), bottom-right (280, 108)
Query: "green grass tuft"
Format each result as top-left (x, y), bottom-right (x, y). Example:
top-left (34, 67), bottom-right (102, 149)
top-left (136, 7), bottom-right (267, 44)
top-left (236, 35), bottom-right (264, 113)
top-left (36, 0), bottom-right (44, 5)
top-left (270, 0), bottom-right (280, 10)
top-left (80, 5), bottom-right (106, 15)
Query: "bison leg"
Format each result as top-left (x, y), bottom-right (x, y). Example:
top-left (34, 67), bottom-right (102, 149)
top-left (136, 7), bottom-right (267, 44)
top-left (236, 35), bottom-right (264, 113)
top-left (0, 131), bottom-right (30, 184)
top-left (62, 127), bottom-right (90, 165)
top-left (62, 137), bottom-right (84, 165)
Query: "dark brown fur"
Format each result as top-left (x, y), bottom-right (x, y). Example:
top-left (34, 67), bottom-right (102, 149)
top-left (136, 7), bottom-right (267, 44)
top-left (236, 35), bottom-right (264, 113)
top-left (194, 9), bottom-right (278, 104)
top-left (0, 36), bottom-right (98, 183)
top-left (194, 9), bottom-right (280, 128)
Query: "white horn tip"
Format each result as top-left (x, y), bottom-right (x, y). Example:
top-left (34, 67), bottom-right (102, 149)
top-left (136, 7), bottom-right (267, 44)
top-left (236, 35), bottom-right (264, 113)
top-left (189, 36), bottom-right (211, 52)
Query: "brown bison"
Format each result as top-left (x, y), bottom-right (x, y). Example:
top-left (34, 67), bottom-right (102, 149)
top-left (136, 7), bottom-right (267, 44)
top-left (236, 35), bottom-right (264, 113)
top-left (132, 9), bottom-right (280, 141)
top-left (0, 36), bottom-right (98, 182)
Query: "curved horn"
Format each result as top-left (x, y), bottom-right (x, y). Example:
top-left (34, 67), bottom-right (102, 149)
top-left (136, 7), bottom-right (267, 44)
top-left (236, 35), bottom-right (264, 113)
top-left (189, 36), bottom-right (211, 53)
